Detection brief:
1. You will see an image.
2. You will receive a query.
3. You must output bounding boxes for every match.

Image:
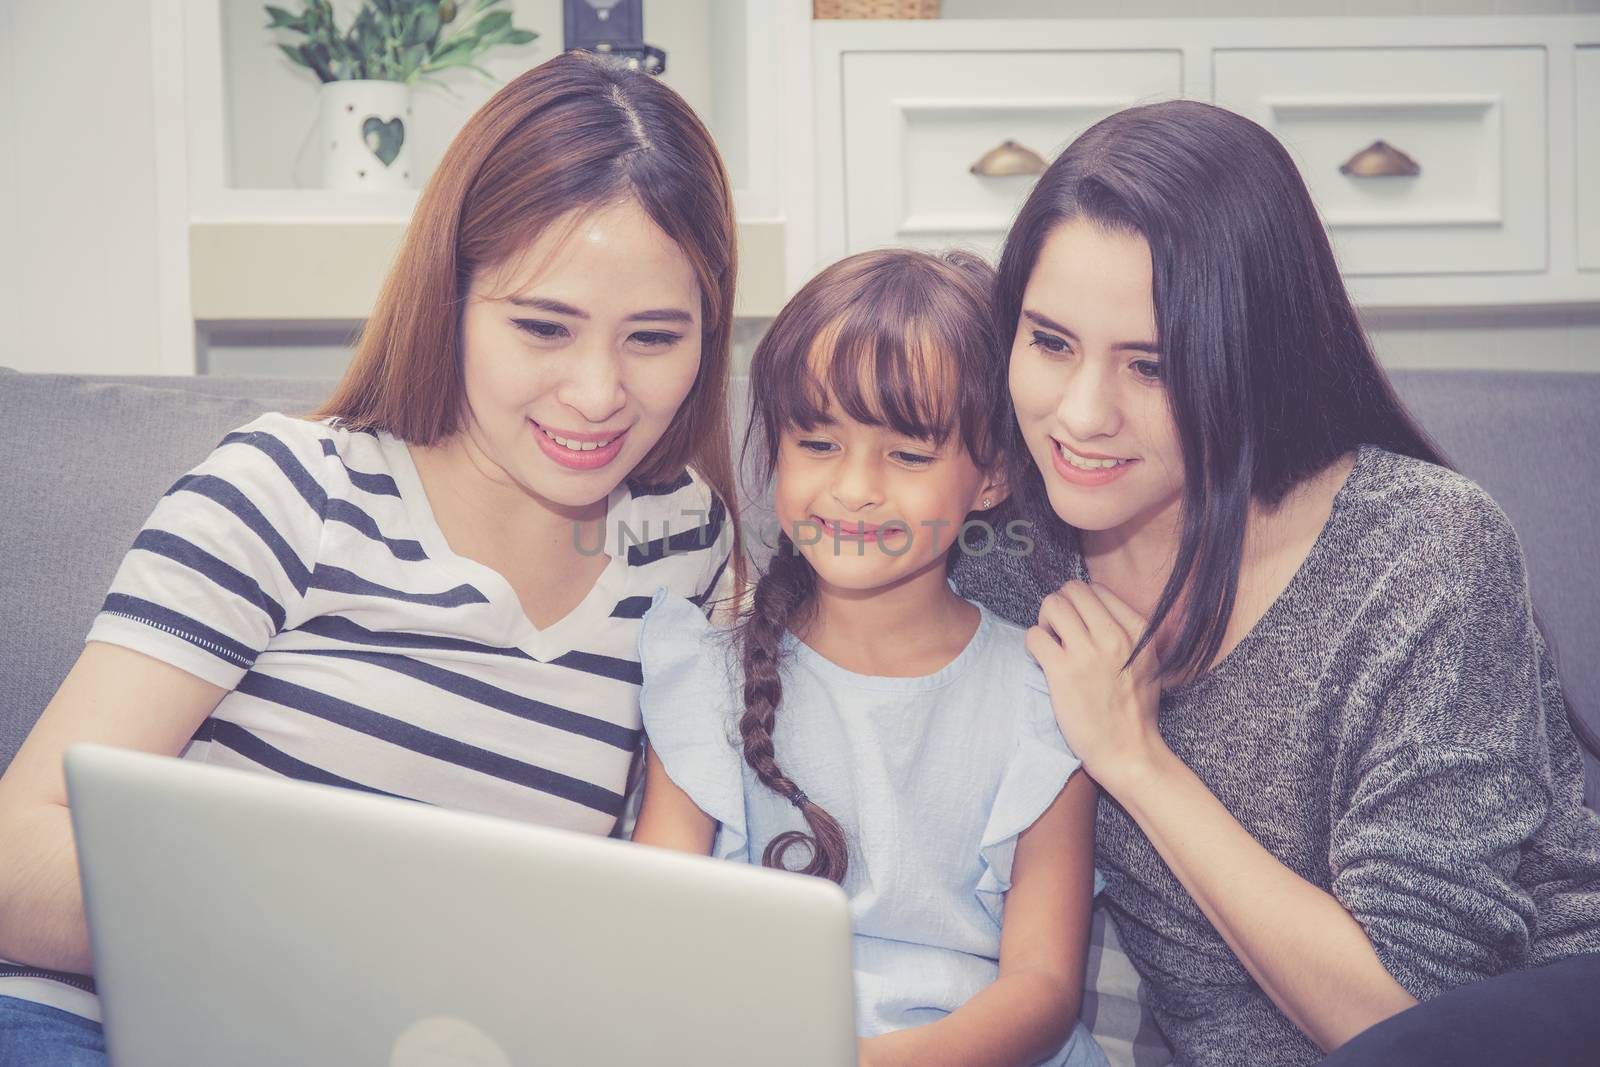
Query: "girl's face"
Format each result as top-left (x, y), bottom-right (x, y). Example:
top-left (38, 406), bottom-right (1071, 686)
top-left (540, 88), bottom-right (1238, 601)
top-left (774, 397), bottom-right (1002, 595)
top-left (1009, 217), bottom-right (1184, 539)
top-left (456, 197), bottom-right (703, 511)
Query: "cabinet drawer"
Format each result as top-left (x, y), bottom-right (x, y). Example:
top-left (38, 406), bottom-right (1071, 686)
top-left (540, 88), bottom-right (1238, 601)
top-left (1213, 47), bottom-right (1546, 277)
top-left (841, 50), bottom-right (1182, 258)
top-left (1579, 47), bottom-right (1600, 272)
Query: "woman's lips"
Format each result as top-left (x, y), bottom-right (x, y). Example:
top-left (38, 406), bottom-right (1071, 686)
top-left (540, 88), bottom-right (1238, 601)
top-left (530, 419), bottom-right (628, 471)
top-left (1050, 437), bottom-right (1136, 487)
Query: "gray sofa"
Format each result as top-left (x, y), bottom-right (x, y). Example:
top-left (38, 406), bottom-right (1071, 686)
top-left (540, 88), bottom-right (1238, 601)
top-left (1, 365), bottom-right (1596, 807)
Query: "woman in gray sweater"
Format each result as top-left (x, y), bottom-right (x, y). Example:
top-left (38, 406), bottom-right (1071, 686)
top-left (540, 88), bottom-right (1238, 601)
top-left (950, 99), bottom-right (1600, 1067)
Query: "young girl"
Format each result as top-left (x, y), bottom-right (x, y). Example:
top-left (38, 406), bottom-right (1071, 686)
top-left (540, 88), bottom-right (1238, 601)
top-left (631, 249), bottom-right (1107, 1067)
top-left (0, 51), bottom-right (739, 1063)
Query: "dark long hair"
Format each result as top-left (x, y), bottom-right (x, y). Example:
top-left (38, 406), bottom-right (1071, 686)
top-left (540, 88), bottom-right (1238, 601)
top-left (997, 99), bottom-right (1445, 682)
top-left (737, 248), bottom-right (1006, 883)
top-left (998, 100), bottom-right (1600, 759)
top-left (315, 50), bottom-right (741, 580)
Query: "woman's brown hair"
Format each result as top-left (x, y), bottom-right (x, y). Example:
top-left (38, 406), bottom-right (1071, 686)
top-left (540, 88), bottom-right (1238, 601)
top-left (315, 50), bottom-right (741, 574)
top-left (736, 248), bottom-right (1007, 884)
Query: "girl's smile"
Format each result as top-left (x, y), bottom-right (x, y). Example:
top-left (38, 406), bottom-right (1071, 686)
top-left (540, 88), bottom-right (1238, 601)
top-left (810, 515), bottom-right (907, 543)
top-left (776, 406), bottom-right (998, 591)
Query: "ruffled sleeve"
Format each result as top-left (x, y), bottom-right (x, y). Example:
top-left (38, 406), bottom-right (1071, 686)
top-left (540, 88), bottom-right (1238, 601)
top-left (637, 586), bottom-right (752, 863)
top-left (975, 658), bottom-right (1093, 923)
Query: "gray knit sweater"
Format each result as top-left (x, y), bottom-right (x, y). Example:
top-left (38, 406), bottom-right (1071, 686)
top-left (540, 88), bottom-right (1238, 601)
top-left (951, 446), bottom-right (1600, 1067)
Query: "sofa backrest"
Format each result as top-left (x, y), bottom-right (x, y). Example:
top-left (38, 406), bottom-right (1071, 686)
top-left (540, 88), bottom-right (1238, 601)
top-left (0, 370), bottom-right (334, 774)
top-left (1, 366), bottom-right (1596, 803)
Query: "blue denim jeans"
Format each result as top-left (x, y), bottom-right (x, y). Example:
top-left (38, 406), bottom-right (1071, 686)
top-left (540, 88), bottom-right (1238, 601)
top-left (0, 996), bottom-right (107, 1067)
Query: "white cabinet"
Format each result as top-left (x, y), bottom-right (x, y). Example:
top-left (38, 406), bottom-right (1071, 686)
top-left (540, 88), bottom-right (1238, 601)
top-left (841, 50), bottom-right (1181, 258)
top-left (815, 16), bottom-right (1600, 309)
top-left (1579, 47), bottom-right (1600, 273)
top-left (1213, 47), bottom-right (1546, 277)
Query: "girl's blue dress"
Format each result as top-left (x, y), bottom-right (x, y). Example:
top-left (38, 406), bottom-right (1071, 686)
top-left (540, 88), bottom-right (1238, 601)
top-left (638, 586), bottom-right (1108, 1067)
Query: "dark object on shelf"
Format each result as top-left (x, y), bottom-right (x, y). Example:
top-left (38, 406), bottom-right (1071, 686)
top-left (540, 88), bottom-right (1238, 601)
top-left (562, 0), bottom-right (666, 76)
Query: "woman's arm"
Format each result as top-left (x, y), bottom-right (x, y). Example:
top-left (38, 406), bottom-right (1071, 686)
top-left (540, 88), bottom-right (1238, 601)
top-left (859, 770), bottom-right (1099, 1067)
top-left (629, 747), bottom-right (716, 854)
top-left (1027, 582), bottom-right (1416, 1053)
top-left (1100, 748), bottom-right (1416, 1051)
top-left (0, 643), bottom-right (227, 974)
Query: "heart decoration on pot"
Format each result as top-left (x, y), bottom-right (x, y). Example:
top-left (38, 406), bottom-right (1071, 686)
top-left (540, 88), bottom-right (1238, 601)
top-left (361, 116), bottom-right (405, 167)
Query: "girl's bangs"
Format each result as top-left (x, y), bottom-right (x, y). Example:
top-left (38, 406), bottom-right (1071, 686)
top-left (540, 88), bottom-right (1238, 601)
top-left (776, 311), bottom-right (961, 448)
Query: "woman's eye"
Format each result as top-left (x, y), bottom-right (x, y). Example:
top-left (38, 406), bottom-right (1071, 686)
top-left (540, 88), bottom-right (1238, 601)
top-left (796, 439), bottom-right (836, 454)
top-left (1132, 359), bottom-right (1164, 382)
top-left (512, 319), bottom-right (567, 340)
top-left (891, 451), bottom-right (935, 466)
top-left (630, 330), bottom-right (682, 349)
top-left (1028, 330), bottom-right (1070, 355)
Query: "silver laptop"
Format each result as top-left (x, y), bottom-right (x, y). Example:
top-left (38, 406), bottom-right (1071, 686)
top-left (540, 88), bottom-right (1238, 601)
top-left (64, 744), bottom-right (857, 1067)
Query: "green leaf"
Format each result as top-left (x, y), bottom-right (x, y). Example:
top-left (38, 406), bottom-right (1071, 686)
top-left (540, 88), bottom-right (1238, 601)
top-left (401, 43), bottom-right (428, 78)
top-left (473, 9), bottom-right (511, 36)
top-left (406, 6), bottom-right (439, 47)
top-left (420, 51), bottom-right (491, 75)
top-left (263, 5), bottom-right (305, 31)
top-left (300, 42), bottom-right (336, 82)
top-left (273, 0), bottom-right (536, 86)
top-left (426, 34), bottom-right (476, 63)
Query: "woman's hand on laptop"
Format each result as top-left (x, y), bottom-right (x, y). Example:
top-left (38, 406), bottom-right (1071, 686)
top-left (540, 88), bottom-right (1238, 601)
top-left (0, 642), bottom-right (226, 973)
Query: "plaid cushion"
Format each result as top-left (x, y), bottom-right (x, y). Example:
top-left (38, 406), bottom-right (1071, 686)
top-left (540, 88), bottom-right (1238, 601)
top-left (1082, 899), bottom-right (1174, 1067)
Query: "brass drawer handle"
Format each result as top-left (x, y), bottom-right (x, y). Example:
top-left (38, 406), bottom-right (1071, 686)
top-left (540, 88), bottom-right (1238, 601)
top-left (970, 140), bottom-right (1048, 177)
top-left (1339, 140), bottom-right (1421, 178)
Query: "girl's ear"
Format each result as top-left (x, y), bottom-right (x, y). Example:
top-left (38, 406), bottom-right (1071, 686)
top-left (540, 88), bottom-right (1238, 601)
top-left (977, 470), bottom-right (1010, 512)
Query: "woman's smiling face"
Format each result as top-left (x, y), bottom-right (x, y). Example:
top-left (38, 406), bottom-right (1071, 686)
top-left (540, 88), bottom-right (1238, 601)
top-left (456, 196), bottom-right (703, 511)
top-left (1009, 216), bottom-right (1184, 539)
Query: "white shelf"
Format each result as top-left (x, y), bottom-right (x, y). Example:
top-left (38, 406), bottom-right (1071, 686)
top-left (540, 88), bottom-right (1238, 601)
top-left (190, 214), bottom-right (787, 322)
top-left (173, 0), bottom-right (813, 349)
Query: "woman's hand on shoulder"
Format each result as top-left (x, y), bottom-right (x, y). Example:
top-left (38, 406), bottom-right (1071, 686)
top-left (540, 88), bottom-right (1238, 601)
top-left (1025, 580), bottom-right (1165, 792)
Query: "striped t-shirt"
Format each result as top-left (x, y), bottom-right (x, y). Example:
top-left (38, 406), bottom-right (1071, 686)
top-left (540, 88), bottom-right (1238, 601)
top-left (1, 412), bottom-right (732, 1020)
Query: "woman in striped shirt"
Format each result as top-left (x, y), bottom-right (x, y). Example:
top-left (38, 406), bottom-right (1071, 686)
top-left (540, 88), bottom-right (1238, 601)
top-left (0, 51), bottom-right (741, 1063)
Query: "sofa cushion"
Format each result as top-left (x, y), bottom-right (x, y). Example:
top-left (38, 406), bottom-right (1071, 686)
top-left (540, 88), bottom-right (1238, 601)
top-left (1388, 369), bottom-right (1600, 806)
top-left (0, 369), bottom-right (333, 771)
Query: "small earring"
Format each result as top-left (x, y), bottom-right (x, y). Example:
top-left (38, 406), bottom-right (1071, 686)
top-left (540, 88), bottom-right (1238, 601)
top-left (981, 497), bottom-right (992, 509)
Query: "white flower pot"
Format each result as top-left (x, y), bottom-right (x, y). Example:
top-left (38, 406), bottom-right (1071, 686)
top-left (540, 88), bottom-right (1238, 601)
top-left (320, 80), bottom-right (414, 191)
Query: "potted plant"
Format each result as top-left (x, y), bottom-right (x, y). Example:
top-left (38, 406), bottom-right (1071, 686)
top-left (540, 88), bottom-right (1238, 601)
top-left (265, 0), bottom-right (538, 191)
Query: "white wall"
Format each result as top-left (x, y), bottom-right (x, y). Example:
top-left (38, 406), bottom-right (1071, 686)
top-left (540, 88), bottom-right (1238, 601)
top-left (0, 1), bottom-right (166, 375)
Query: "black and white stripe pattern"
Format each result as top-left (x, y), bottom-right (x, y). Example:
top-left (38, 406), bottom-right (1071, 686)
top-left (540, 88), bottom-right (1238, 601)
top-left (6, 412), bottom-right (730, 1021)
